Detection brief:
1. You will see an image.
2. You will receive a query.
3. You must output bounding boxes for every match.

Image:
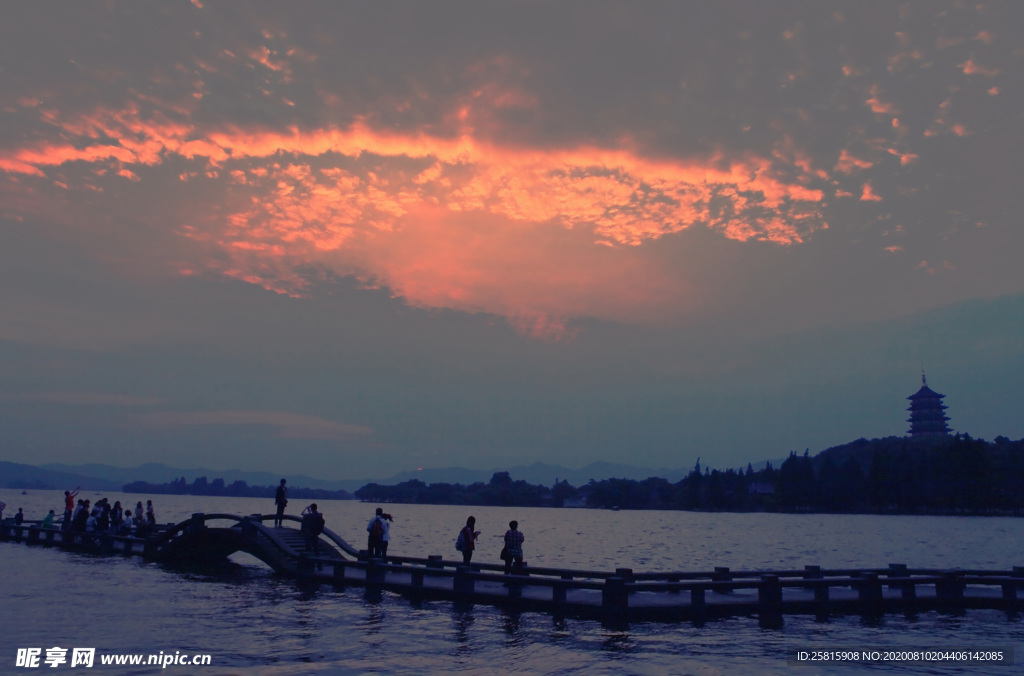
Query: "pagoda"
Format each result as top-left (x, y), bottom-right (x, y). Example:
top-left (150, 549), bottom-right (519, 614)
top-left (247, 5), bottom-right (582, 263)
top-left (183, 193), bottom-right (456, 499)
top-left (906, 372), bottom-right (951, 439)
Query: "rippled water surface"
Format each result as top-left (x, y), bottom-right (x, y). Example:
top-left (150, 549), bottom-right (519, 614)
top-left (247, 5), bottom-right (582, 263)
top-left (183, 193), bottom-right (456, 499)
top-left (2, 491), bottom-right (1023, 674)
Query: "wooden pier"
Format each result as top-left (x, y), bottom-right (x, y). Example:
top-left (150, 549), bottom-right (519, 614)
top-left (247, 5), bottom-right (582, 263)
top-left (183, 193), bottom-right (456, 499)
top-left (3, 513), bottom-right (1022, 626)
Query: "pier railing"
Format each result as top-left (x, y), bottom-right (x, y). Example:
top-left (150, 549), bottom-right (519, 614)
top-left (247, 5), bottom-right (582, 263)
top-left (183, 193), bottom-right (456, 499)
top-left (4, 516), bottom-right (1022, 625)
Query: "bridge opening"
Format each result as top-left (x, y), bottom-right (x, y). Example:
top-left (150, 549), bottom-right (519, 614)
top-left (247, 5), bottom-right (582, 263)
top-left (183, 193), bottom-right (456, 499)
top-left (228, 552), bottom-right (274, 569)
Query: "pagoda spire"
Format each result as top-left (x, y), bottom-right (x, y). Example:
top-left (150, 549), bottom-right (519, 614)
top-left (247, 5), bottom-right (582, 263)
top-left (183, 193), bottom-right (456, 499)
top-left (906, 373), bottom-right (950, 440)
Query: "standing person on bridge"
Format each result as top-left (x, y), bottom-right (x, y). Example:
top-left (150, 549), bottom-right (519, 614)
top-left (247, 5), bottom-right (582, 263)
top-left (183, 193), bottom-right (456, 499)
top-left (366, 507), bottom-right (391, 558)
top-left (502, 520), bottom-right (524, 575)
top-left (456, 516), bottom-right (480, 565)
top-left (302, 504), bottom-right (325, 556)
top-left (274, 479), bottom-right (288, 528)
top-left (62, 487), bottom-right (79, 530)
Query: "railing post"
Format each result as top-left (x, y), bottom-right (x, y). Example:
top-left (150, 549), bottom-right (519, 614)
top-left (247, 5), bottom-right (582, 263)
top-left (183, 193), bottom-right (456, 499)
top-left (333, 561), bottom-right (346, 585)
top-left (758, 575), bottom-right (783, 628)
top-left (936, 572), bottom-right (965, 614)
top-left (1001, 579), bottom-right (1018, 611)
top-left (297, 554), bottom-right (313, 579)
top-left (603, 576), bottom-right (628, 609)
top-left (888, 563), bottom-right (916, 605)
top-left (888, 563), bottom-right (908, 576)
top-left (426, 555), bottom-right (443, 569)
top-left (713, 566), bottom-right (731, 582)
top-left (367, 558), bottom-right (385, 585)
top-left (691, 585), bottom-right (706, 625)
top-left (240, 516), bottom-right (257, 540)
top-left (454, 565), bottom-right (474, 595)
top-left (803, 565), bottom-right (822, 589)
top-left (190, 513), bottom-right (205, 536)
top-left (857, 572), bottom-right (883, 616)
top-left (813, 581), bottom-right (830, 619)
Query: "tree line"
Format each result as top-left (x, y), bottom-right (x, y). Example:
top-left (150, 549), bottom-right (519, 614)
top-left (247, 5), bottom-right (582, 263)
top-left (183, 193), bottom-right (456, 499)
top-left (122, 476), bottom-right (353, 501)
top-left (355, 435), bottom-right (1024, 515)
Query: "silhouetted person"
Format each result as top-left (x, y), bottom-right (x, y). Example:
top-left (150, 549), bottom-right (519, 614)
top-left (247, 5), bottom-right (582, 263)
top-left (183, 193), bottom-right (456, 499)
top-left (62, 488), bottom-right (79, 530)
top-left (274, 479), bottom-right (288, 528)
top-left (366, 507), bottom-right (391, 558)
top-left (301, 504), bottom-right (324, 556)
top-left (457, 516), bottom-right (480, 564)
top-left (503, 520), bottom-right (524, 575)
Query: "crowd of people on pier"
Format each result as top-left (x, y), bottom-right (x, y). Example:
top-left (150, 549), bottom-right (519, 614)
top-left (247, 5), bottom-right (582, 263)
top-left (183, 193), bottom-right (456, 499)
top-left (63, 495), bottom-right (159, 536)
top-left (0, 488), bottom-right (159, 538)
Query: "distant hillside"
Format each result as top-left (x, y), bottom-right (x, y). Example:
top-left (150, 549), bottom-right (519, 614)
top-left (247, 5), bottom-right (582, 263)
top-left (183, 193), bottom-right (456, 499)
top-left (381, 461), bottom-right (689, 487)
top-left (811, 434), bottom-right (1024, 473)
top-left (810, 436), bottom-right (908, 472)
top-left (0, 461), bottom-right (122, 491)
top-left (40, 462), bottom-right (357, 492)
top-left (30, 460), bottom-right (691, 493)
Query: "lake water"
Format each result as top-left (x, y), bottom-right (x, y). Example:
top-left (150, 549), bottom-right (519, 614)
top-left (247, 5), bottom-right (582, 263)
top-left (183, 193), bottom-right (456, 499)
top-left (1, 490), bottom-right (1022, 674)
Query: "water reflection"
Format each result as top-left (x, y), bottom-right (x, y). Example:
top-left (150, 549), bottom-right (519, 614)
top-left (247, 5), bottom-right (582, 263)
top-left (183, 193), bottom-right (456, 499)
top-left (450, 606), bottom-right (475, 645)
top-left (501, 608), bottom-right (522, 638)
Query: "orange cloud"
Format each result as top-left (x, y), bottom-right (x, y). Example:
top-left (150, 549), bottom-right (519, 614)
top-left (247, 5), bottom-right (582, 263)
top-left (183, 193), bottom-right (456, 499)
top-left (860, 183), bottom-right (882, 202)
top-left (886, 148), bottom-right (918, 165)
top-left (0, 102), bottom-right (830, 336)
top-left (865, 96), bottom-right (895, 115)
top-left (960, 60), bottom-right (999, 77)
top-left (834, 148), bottom-right (873, 173)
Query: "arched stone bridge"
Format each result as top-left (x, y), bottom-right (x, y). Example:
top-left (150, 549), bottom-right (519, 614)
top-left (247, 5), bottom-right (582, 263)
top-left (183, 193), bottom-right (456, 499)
top-left (154, 513), bottom-right (359, 574)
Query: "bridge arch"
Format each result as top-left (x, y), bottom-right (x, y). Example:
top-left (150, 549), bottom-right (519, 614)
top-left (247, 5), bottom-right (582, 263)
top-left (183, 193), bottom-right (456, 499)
top-left (154, 513), bottom-right (358, 573)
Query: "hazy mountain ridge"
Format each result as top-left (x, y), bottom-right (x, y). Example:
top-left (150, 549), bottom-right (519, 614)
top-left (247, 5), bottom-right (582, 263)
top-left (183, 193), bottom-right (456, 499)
top-left (3, 460), bottom-right (695, 493)
top-left (0, 461), bottom-right (123, 491)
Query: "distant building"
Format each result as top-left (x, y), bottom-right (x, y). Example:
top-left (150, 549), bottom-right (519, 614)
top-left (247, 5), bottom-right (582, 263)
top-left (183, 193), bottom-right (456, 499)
top-left (906, 372), bottom-right (951, 439)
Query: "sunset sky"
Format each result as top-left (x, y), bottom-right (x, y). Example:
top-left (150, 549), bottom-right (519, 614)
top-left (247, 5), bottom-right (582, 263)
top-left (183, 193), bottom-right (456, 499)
top-left (1, 2), bottom-right (1022, 480)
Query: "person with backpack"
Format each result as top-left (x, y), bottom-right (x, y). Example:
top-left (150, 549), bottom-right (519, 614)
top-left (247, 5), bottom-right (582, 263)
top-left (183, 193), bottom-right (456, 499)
top-left (502, 520), bottom-right (525, 575)
top-left (366, 507), bottom-right (391, 558)
top-left (455, 516), bottom-right (480, 564)
top-left (301, 504), bottom-right (325, 556)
